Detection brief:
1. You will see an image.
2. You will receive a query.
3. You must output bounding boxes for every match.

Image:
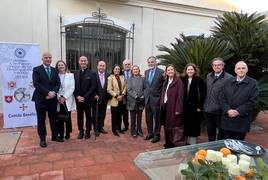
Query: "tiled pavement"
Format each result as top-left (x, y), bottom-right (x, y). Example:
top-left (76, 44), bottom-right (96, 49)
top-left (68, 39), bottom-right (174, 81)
top-left (0, 111), bottom-right (267, 180)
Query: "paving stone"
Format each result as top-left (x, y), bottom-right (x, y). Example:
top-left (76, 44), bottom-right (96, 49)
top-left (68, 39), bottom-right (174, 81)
top-left (0, 111), bottom-right (267, 179)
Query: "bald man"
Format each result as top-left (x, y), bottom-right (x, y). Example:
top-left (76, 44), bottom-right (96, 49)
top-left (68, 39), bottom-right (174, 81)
top-left (219, 61), bottom-right (259, 140)
top-left (73, 56), bottom-right (97, 140)
top-left (32, 52), bottom-right (62, 147)
top-left (92, 61), bottom-right (109, 135)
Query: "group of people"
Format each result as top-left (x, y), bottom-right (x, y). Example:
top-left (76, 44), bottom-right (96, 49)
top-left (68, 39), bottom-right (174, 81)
top-left (32, 53), bottom-right (259, 149)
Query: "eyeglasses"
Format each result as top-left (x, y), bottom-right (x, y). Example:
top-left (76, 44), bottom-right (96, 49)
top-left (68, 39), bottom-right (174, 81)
top-left (212, 64), bottom-right (223, 67)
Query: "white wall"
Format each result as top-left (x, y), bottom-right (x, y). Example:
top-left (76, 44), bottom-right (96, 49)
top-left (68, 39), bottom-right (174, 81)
top-left (0, 0), bottom-right (235, 112)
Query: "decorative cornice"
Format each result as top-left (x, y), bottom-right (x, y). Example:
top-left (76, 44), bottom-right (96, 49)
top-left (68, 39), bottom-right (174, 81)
top-left (100, 0), bottom-right (236, 18)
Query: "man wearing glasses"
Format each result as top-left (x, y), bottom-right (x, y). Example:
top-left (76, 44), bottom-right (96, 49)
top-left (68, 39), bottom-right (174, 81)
top-left (203, 57), bottom-right (232, 141)
top-left (121, 59), bottom-right (131, 132)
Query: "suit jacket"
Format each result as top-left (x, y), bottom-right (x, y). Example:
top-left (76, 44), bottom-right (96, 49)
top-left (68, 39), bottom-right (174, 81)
top-left (73, 68), bottom-right (97, 106)
top-left (107, 74), bottom-right (126, 107)
top-left (144, 67), bottom-right (164, 105)
top-left (203, 71), bottom-right (233, 114)
top-left (57, 73), bottom-right (76, 111)
top-left (95, 72), bottom-right (109, 104)
top-left (127, 76), bottom-right (145, 111)
top-left (220, 76), bottom-right (259, 133)
top-left (32, 65), bottom-right (60, 104)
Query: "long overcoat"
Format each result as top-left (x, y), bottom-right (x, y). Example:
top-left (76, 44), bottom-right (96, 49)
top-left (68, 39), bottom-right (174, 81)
top-left (181, 76), bottom-right (206, 137)
top-left (160, 76), bottom-right (184, 129)
top-left (220, 76), bottom-right (259, 133)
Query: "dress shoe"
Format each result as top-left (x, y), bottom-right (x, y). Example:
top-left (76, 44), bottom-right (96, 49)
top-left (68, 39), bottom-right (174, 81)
top-left (144, 134), bottom-right (154, 140)
top-left (99, 128), bottom-right (108, 134)
top-left (164, 143), bottom-right (174, 149)
top-left (40, 140), bottom-right (47, 148)
top-left (113, 132), bottom-right (120, 137)
top-left (118, 130), bottom-right (125, 134)
top-left (65, 133), bottom-right (70, 140)
top-left (85, 131), bottom-right (91, 139)
top-left (95, 132), bottom-right (100, 137)
top-left (151, 137), bottom-right (160, 143)
top-left (122, 127), bottom-right (128, 132)
top-left (52, 136), bottom-right (64, 142)
top-left (131, 131), bottom-right (138, 138)
top-left (137, 131), bottom-right (144, 137)
top-left (77, 131), bottom-right (84, 139)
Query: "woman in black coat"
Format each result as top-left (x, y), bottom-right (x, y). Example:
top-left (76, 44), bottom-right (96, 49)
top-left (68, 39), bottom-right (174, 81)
top-left (181, 63), bottom-right (206, 145)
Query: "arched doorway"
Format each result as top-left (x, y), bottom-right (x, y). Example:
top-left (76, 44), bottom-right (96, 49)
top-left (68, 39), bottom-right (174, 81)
top-left (60, 9), bottom-right (134, 72)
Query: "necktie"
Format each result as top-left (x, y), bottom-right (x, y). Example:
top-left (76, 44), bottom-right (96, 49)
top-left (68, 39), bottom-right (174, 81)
top-left (148, 70), bottom-right (153, 84)
top-left (46, 67), bottom-right (51, 80)
top-left (100, 73), bottom-right (104, 88)
top-left (126, 71), bottom-right (129, 80)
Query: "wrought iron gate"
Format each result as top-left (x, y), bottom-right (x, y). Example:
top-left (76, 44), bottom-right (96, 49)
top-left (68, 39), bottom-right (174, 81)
top-left (60, 9), bottom-right (134, 72)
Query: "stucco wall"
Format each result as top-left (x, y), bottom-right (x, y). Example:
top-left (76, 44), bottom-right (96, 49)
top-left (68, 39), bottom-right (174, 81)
top-left (0, 0), bottom-right (236, 112)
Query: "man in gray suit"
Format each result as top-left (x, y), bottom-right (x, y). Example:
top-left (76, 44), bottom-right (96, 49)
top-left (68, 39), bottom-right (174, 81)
top-left (204, 58), bottom-right (232, 141)
top-left (144, 56), bottom-right (164, 143)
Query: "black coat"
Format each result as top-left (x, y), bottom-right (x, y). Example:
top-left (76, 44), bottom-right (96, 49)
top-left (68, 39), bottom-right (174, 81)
top-left (32, 65), bottom-right (60, 104)
top-left (73, 69), bottom-right (97, 106)
top-left (220, 76), bottom-right (259, 133)
top-left (181, 76), bottom-right (206, 136)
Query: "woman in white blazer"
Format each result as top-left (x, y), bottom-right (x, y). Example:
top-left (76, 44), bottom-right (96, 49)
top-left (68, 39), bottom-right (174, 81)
top-left (56, 60), bottom-right (76, 140)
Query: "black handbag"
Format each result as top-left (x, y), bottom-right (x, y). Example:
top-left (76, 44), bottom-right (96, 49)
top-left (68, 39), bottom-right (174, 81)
top-left (57, 104), bottom-right (69, 122)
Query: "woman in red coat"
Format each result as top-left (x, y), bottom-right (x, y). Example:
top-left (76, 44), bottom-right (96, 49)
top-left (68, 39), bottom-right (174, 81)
top-left (160, 64), bottom-right (184, 149)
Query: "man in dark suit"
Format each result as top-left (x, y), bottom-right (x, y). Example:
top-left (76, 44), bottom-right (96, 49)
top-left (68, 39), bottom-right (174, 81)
top-left (121, 59), bottom-right (131, 132)
top-left (144, 56), bottom-right (164, 143)
top-left (219, 61), bottom-right (259, 140)
top-left (92, 61), bottom-right (109, 136)
top-left (74, 56), bottom-right (97, 139)
top-left (32, 52), bottom-right (62, 148)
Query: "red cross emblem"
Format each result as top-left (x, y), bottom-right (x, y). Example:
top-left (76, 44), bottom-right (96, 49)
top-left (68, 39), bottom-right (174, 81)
top-left (5, 96), bottom-right (13, 103)
top-left (19, 104), bottom-right (28, 111)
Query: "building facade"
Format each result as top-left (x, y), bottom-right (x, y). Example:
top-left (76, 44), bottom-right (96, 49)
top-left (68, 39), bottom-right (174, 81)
top-left (0, 0), bottom-right (238, 112)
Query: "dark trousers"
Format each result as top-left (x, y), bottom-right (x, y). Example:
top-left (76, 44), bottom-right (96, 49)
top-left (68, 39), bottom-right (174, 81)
top-left (57, 104), bottom-right (72, 137)
top-left (35, 99), bottom-right (58, 140)
top-left (145, 100), bottom-right (161, 137)
top-left (130, 110), bottom-right (143, 133)
top-left (205, 113), bottom-right (221, 141)
top-left (92, 99), bottom-right (107, 131)
top-left (76, 102), bottom-right (92, 133)
top-left (220, 129), bottom-right (246, 140)
top-left (111, 102), bottom-right (123, 133)
top-left (122, 104), bottom-right (129, 129)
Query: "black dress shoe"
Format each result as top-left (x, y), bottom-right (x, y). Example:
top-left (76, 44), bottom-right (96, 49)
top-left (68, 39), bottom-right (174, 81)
top-left (113, 132), bottom-right (120, 137)
top-left (99, 128), bottom-right (108, 134)
top-left (144, 134), bottom-right (154, 140)
top-left (85, 132), bottom-right (91, 139)
top-left (40, 140), bottom-right (47, 148)
top-left (95, 132), bottom-right (100, 137)
top-left (122, 127), bottom-right (128, 132)
top-left (65, 133), bottom-right (70, 140)
top-left (137, 131), bottom-right (144, 137)
top-left (118, 130), bottom-right (125, 134)
top-left (151, 137), bottom-right (160, 143)
top-left (52, 136), bottom-right (64, 142)
top-left (77, 131), bottom-right (84, 139)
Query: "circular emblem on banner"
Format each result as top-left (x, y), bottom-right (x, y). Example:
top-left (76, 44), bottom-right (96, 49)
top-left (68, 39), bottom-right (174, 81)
top-left (15, 48), bottom-right (26, 58)
top-left (14, 88), bottom-right (31, 103)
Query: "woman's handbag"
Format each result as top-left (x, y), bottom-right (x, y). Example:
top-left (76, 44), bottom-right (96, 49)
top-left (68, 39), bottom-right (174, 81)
top-left (57, 104), bottom-right (69, 122)
top-left (169, 126), bottom-right (185, 145)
